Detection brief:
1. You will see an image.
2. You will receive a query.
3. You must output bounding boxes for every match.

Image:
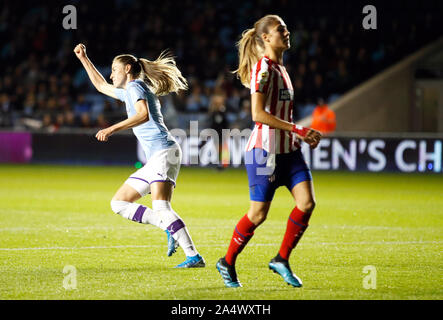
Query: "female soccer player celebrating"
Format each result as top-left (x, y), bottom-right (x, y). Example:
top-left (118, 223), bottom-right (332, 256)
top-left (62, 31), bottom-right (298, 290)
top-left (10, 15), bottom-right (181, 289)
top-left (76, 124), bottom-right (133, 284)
top-left (216, 15), bottom-right (322, 287)
top-left (74, 44), bottom-right (204, 268)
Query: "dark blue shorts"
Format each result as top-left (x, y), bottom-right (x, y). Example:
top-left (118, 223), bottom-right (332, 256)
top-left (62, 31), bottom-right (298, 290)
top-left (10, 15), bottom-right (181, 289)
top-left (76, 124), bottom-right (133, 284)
top-left (245, 148), bottom-right (312, 202)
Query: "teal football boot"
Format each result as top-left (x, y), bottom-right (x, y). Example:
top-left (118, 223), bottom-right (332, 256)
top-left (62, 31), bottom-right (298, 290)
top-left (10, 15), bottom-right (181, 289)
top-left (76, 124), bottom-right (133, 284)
top-left (216, 257), bottom-right (242, 288)
top-left (165, 230), bottom-right (179, 257)
top-left (175, 254), bottom-right (206, 268)
top-left (268, 258), bottom-right (303, 287)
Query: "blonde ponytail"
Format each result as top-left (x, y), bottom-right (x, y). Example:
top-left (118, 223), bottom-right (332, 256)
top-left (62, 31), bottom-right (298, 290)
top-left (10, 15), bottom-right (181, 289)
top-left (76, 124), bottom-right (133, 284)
top-left (233, 15), bottom-right (282, 88)
top-left (114, 51), bottom-right (188, 96)
top-left (234, 28), bottom-right (263, 88)
top-left (139, 51), bottom-right (188, 96)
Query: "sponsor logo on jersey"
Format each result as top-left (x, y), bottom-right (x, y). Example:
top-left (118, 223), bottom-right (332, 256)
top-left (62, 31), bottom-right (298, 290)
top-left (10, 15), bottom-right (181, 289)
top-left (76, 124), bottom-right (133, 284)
top-left (279, 89), bottom-right (293, 101)
top-left (258, 71), bottom-right (269, 85)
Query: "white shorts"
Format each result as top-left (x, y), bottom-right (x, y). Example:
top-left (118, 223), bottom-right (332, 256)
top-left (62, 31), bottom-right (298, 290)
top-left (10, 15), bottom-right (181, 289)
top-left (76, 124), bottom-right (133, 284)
top-left (125, 146), bottom-right (182, 197)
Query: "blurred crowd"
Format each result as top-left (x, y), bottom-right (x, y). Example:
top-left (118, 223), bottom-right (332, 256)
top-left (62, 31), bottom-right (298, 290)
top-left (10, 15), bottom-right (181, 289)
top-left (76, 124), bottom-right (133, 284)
top-left (0, 0), bottom-right (441, 132)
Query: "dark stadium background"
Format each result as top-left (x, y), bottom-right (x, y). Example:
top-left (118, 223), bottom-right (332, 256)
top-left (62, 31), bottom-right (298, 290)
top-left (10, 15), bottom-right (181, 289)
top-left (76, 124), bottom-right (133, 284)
top-left (0, 0), bottom-right (442, 171)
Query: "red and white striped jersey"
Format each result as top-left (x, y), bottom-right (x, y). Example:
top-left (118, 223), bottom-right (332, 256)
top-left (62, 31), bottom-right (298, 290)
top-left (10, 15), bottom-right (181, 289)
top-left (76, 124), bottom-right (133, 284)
top-left (245, 56), bottom-right (301, 154)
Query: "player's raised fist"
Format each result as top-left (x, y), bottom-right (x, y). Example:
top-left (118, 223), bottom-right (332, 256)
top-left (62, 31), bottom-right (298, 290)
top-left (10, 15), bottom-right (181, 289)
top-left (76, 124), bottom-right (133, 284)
top-left (74, 43), bottom-right (87, 59)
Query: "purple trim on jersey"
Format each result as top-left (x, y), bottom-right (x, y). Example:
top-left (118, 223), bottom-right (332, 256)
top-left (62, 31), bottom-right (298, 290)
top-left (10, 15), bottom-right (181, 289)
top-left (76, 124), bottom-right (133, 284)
top-left (129, 177), bottom-right (150, 184)
top-left (167, 219), bottom-right (185, 236)
top-left (132, 205), bottom-right (147, 223)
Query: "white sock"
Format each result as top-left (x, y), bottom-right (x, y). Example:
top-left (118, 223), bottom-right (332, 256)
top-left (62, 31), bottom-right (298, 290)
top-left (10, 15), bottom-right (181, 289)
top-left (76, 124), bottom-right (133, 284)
top-left (110, 200), bottom-right (162, 228)
top-left (152, 200), bottom-right (198, 257)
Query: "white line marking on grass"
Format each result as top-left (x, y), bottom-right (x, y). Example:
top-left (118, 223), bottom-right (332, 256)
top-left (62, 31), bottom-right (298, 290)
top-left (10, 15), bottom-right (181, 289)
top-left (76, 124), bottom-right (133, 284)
top-left (0, 241), bottom-right (441, 251)
top-left (312, 240), bottom-right (443, 246)
top-left (0, 224), bottom-right (440, 232)
top-left (320, 225), bottom-right (441, 231)
top-left (0, 245), bottom-right (160, 251)
top-left (0, 226), bottom-right (138, 232)
top-left (0, 225), bottom-right (237, 232)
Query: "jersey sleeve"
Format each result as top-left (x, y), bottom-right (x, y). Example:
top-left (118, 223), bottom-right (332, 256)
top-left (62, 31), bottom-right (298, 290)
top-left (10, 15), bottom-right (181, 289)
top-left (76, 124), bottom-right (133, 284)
top-left (127, 83), bottom-right (146, 105)
top-left (114, 88), bottom-right (126, 102)
top-left (250, 58), bottom-right (271, 95)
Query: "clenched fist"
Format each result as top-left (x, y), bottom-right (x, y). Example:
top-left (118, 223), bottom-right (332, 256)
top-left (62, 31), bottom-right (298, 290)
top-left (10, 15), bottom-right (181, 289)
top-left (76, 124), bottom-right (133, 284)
top-left (73, 43), bottom-right (87, 59)
top-left (302, 128), bottom-right (322, 149)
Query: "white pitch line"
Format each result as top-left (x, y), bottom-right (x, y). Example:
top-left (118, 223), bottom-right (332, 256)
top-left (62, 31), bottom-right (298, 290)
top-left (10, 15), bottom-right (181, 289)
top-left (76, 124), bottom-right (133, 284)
top-left (0, 224), bottom-right (440, 232)
top-left (0, 241), bottom-right (441, 251)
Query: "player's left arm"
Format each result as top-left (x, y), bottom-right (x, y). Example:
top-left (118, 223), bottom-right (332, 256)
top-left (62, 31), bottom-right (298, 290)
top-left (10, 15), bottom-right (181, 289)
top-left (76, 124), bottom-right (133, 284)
top-left (95, 99), bottom-right (149, 142)
top-left (251, 92), bottom-right (322, 149)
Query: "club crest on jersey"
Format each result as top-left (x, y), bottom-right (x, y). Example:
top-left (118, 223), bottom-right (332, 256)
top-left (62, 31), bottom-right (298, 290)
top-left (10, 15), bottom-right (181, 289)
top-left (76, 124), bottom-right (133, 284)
top-left (279, 89), bottom-right (293, 101)
top-left (257, 71), bottom-right (269, 85)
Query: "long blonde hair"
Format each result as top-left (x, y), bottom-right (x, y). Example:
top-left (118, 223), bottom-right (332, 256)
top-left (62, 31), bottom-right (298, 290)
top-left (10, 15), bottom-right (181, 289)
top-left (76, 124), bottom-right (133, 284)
top-left (114, 51), bottom-right (188, 96)
top-left (234, 15), bottom-right (282, 88)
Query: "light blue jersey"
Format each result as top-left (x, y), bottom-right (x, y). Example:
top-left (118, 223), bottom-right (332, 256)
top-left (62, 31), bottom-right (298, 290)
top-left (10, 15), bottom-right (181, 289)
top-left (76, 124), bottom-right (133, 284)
top-left (115, 79), bottom-right (177, 161)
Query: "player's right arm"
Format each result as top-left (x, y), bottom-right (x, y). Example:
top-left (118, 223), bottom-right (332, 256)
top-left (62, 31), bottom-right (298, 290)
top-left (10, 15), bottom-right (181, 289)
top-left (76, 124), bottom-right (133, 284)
top-left (73, 43), bottom-right (118, 99)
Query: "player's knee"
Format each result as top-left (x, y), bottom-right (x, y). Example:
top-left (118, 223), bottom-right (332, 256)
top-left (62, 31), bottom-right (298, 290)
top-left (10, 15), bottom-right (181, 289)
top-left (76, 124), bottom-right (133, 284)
top-left (298, 199), bottom-right (316, 214)
top-left (248, 209), bottom-right (268, 225)
top-left (110, 200), bottom-right (130, 215)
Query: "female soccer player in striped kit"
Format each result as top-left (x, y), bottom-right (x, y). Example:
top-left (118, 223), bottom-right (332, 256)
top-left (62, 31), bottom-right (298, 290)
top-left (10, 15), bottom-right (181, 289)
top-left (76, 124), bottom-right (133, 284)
top-left (74, 44), bottom-right (204, 268)
top-left (216, 15), bottom-right (322, 287)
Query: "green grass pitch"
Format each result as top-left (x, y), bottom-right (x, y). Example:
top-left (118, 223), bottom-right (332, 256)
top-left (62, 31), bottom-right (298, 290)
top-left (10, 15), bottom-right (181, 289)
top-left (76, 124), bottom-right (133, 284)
top-left (0, 164), bottom-right (442, 300)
